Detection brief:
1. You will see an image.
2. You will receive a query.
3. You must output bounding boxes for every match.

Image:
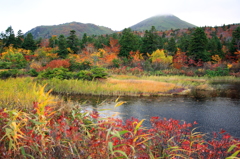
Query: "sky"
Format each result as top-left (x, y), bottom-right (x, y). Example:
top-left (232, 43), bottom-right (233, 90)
top-left (0, 0), bottom-right (239, 34)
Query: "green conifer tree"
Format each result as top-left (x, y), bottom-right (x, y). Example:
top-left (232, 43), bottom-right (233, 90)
top-left (188, 27), bottom-right (210, 61)
top-left (15, 30), bottom-right (24, 48)
top-left (119, 28), bottom-right (140, 57)
top-left (140, 26), bottom-right (159, 55)
top-left (167, 37), bottom-right (177, 55)
top-left (58, 35), bottom-right (68, 58)
top-left (22, 33), bottom-right (37, 51)
top-left (67, 30), bottom-right (79, 54)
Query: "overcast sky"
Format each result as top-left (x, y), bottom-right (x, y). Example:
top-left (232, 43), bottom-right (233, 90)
top-left (1, 0), bottom-right (239, 34)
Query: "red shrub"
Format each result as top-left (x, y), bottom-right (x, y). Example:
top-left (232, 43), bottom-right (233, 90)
top-left (38, 59), bottom-right (70, 71)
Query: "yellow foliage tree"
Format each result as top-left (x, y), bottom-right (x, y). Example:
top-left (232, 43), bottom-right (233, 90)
top-left (148, 49), bottom-right (172, 64)
top-left (211, 55), bottom-right (221, 63)
top-left (33, 47), bottom-right (58, 61)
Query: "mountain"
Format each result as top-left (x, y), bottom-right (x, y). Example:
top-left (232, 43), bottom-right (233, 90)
top-left (25, 22), bottom-right (115, 39)
top-left (129, 14), bottom-right (196, 31)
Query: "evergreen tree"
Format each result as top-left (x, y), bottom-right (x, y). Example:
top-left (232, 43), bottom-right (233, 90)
top-left (167, 37), bottom-right (177, 55)
top-left (2, 26), bottom-right (16, 48)
top-left (177, 34), bottom-right (190, 52)
top-left (227, 38), bottom-right (237, 56)
top-left (94, 35), bottom-right (109, 49)
top-left (22, 33), bottom-right (37, 51)
top-left (188, 27), bottom-right (210, 61)
top-left (36, 37), bottom-right (43, 48)
top-left (232, 26), bottom-right (240, 50)
top-left (140, 26), bottom-right (159, 55)
top-left (58, 35), bottom-right (68, 58)
top-left (207, 35), bottom-right (224, 57)
top-left (67, 30), bottom-right (79, 54)
top-left (158, 36), bottom-right (164, 49)
top-left (15, 30), bottom-right (24, 48)
top-left (119, 28), bottom-right (140, 57)
top-left (80, 33), bottom-right (88, 49)
top-left (49, 35), bottom-right (58, 48)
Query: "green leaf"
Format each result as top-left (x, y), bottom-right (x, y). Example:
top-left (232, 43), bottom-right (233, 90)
top-left (108, 141), bottom-right (113, 152)
top-left (231, 150), bottom-right (240, 157)
top-left (118, 130), bottom-right (129, 136)
top-left (228, 144), bottom-right (236, 152)
top-left (111, 131), bottom-right (121, 139)
top-left (112, 150), bottom-right (128, 159)
top-left (20, 147), bottom-right (27, 159)
top-left (113, 144), bottom-right (126, 148)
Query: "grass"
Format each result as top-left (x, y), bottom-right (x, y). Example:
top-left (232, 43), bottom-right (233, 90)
top-left (40, 77), bottom-right (184, 96)
top-left (1, 75), bottom-right (240, 103)
top-left (112, 74), bottom-right (240, 88)
top-left (0, 77), bottom-right (38, 109)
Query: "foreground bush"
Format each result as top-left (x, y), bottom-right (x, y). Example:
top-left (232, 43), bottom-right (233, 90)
top-left (37, 66), bottom-right (108, 81)
top-left (0, 85), bottom-right (239, 158)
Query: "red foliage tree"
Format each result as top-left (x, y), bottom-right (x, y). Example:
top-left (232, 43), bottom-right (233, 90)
top-left (38, 59), bottom-right (70, 71)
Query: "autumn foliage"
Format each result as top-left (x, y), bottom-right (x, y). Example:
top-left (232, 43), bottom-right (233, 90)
top-left (34, 59), bottom-right (70, 72)
top-left (0, 99), bottom-right (239, 158)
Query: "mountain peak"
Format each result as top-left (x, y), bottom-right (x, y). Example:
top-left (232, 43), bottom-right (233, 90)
top-left (129, 15), bottom-right (196, 31)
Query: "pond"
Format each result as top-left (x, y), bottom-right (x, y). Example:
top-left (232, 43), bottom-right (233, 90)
top-left (60, 82), bottom-right (240, 138)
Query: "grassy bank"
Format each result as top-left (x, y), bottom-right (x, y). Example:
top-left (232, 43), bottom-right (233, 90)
top-left (1, 75), bottom-right (239, 102)
top-left (40, 77), bottom-right (184, 96)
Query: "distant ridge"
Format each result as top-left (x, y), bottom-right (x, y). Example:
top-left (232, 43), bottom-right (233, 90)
top-left (129, 14), bottom-right (196, 31)
top-left (25, 22), bottom-right (115, 39)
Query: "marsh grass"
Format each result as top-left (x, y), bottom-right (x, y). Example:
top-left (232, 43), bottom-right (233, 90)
top-left (0, 77), bottom-right (60, 109)
top-left (112, 74), bottom-right (240, 88)
top-left (41, 77), bottom-right (183, 96)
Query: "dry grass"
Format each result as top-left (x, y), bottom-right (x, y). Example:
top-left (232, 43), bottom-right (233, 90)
top-left (107, 78), bottom-right (182, 94)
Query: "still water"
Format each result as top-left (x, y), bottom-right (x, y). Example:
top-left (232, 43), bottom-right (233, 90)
top-left (62, 83), bottom-right (240, 138)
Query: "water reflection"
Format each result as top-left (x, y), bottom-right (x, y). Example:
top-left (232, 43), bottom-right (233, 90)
top-left (65, 94), bottom-right (240, 138)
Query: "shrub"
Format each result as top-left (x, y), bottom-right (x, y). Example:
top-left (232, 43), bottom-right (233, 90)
top-left (38, 59), bottom-right (70, 72)
top-left (0, 61), bottom-right (12, 69)
top-left (75, 70), bottom-right (93, 80)
top-left (69, 60), bottom-right (92, 71)
top-left (28, 68), bottom-right (39, 77)
top-left (1, 46), bottom-right (28, 69)
top-left (38, 67), bottom-right (73, 80)
top-left (90, 67), bottom-right (108, 79)
top-left (205, 67), bottom-right (229, 77)
top-left (0, 69), bottom-right (24, 79)
top-left (112, 58), bottom-right (121, 68)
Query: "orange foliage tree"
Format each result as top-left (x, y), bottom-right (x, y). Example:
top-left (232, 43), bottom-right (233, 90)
top-left (34, 59), bottom-right (70, 72)
top-left (69, 38), bottom-right (120, 68)
top-left (173, 49), bottom-right (188, 69)
top-left (129, 50), bottom-right (144, 67)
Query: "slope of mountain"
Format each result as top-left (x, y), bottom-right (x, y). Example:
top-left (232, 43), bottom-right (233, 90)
top-left (25, 22), bottom-right (115, 39)
top-left (129, 14), bottom-right (196, 31)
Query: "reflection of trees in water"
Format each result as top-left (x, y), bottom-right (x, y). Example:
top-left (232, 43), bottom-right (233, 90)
top-left (58, 86), bottom-right (240, 138)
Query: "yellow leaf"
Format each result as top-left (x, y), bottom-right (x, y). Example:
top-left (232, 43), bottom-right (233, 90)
top-left (134, 119), bottom-right (145, 135)
top-left (114, 101), bottom-right (126, 107)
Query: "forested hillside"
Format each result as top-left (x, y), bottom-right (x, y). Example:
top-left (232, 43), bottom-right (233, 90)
top-left (25, 22), bottom-right (115, 39)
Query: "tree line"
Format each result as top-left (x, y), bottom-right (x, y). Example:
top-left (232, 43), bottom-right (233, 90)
top-left (1, 25), bottom-right (240, 63)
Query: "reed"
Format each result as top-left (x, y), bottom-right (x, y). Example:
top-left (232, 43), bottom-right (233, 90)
top-left (113, 74), bottom-right (240, 88)
top-left (0, 77), bottom-right (58, 109)
top-left (40, 77), bottom-right (183, 96)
